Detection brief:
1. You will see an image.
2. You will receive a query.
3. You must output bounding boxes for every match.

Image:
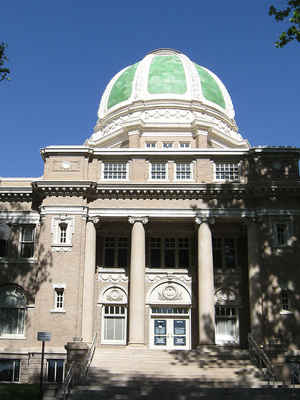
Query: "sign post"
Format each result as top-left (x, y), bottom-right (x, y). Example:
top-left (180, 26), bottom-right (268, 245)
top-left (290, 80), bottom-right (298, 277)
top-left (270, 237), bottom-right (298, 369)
top-left (37, 331), bottom-right (51, 398)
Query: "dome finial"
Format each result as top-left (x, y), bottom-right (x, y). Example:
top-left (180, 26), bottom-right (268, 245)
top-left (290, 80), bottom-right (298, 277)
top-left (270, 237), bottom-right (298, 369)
top-left (148, 48), bottom-right (182, 56)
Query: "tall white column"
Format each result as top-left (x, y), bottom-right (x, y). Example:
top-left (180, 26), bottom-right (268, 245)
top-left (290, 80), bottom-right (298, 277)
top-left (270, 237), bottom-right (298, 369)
top-left (82, 217), bottom-right (98, 342)
top-left (128, 216), bottom-right (148, 346)
top-left (247, 218), bottom-right (263, 344)
top-left (196, 217), bottom-right (215, 345)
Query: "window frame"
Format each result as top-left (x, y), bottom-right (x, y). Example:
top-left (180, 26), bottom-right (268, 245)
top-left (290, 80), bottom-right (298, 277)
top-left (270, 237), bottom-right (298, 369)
top-left (149, 161), bottom-right (168, 181)
top-left (101, 304), bottom-right (127, 345)
top-left (214, 162), bottom-right (240, 182)
top-left (175, 161), bottom-right (193, 181)
top-left (148, 236), bottom-right (191, 269)
top-left (280, 289), bottom-right (293, 315)
top-left (163, 142), bottom-right (173, 149)
top-left (0, 286), bottom-right (27, 339)
top-left (103, 236), bottom-right (129, 268)
top-left (180, 142), bottom-right (191, 149)
top-left (273, 220), bottom-right (292, 248)
top-left (51, 284), bottom-right (66, 313)
top-left (146, 142), bottom-right (156, 149)
top-left (212, 237), bottom-right (239, 271)
top-left (47, 359), bottom-right (64, 383)
top-left (102, 161), bottom-right (128, 181)
top-left (19, 225), bottom-right (35, 259)
top-left (0, 359), bottom-right (20, 382)
top-left (51, 216), bottom-right (74, 251)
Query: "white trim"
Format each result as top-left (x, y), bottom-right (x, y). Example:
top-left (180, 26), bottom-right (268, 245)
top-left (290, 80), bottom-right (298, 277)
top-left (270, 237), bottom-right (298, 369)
top-left (0, 212), bottom-right (40, 224)
top-left (101, 161), bottom-right (129, 181)
top-left (40, 206), bottom-right (88, 216)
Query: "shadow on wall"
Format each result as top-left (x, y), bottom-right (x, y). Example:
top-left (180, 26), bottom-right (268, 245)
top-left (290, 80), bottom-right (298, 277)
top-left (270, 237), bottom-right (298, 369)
top-left (0, 202), bottom-right (53, 331)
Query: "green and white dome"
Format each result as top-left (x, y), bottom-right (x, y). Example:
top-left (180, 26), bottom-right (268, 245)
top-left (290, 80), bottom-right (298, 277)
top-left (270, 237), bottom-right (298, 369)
top-left (89, 49), bottom-right (248, 148)
top-left (98, 49), bottom-right (234, 119)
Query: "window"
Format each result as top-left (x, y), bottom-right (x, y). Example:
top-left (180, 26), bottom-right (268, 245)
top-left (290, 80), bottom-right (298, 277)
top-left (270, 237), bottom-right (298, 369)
top-left (102, 305), bottom-right (127, 344)
top-left (0, 223), bottom-right (10, 257)
top-left (103, 162), bottom-right (127, 180)
top-left (150, 162), bottom-right (167, 180)
top-left (47, 359), bottom-right (64, 383)
top-left (59, 223), bottom-right (67, 244)
top-left (0, 359), bottom-right (20, 382)
top-left (55, 289), bottom-right (64, 310)
top-left (215, 306), bottom-right (239, 344)
top-left (273, 222), bottom-right (291, 247)
top-left (146, 142), bottom-right (156, 148)
top-left (176, 162), bottom-right (192, 180)
top-left (104, 237), bottom-right (129, 268)
top-left (180, 142), bottom-right (190, 148)
top-left (213, 238), bottom-right (238, 270)
top-left (51, 216), bottom-right (74, 250)
top-left (163, 142), bottom-right (173, 149)
top-left (149, 237), bottom-right (190, 268)
top-left (280, 289), bottom-right (292, 313)
top-left (19, 226), bottom-right (35, 258)
top-left (0, 286), bottom-right (26, 337)
top-left (215, 162), bottom-right (240, 181)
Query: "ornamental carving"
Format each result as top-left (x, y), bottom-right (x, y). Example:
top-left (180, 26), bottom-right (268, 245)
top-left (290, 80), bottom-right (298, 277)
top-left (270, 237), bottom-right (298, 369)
top-left (146, 273), bottom-right (191, 284)
top-left (101, 287), bottom-right (127, 304)
top-left (215, 288), bottom-right (238, 305)
top-left (98, 273), bottom-right (128, 283)
top-left (147, 281), bottom-right (191, 305)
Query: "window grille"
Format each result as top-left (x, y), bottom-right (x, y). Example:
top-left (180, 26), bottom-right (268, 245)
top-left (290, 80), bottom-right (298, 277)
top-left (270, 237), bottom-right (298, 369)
top-left (59, 223), bottom-right (67, 244)
top-left (103, 305), bottom-right (127, 343)
top-left (104, 237), bottom-right (129, 268)
top-left (0, 286), bottom-right (26, 337)
top-left (103, 162), bottom-right (127, 180)
top-left (150, 237), bottom-right (190, 268)
top-left (0, 359), bottom-right (20, 382)
top-left (55, 289), bottom-right (64, 310)
top-left (281, 290), bottom-right (291, 311)
top-left (176, 162), bottom-right (192, 180)
top-left (215, 162), bottom-right (240, 181)
top-left (20, 226), bottom-right (35, 258)
top-left (151, 163), bottom-right (167, 180)
top-left (47, 359), bottom-right (64, 383)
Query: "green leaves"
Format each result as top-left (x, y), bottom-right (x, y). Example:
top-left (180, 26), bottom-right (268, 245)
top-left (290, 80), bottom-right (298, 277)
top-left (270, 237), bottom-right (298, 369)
top-left (269, 1), bottom-right (300, 47)
top-left (0, 42), bottom-right (10, 82)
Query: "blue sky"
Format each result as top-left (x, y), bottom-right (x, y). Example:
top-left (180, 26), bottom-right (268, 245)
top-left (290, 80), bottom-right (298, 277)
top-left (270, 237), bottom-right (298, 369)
top-left (1, 1), bottom-right (299, 177)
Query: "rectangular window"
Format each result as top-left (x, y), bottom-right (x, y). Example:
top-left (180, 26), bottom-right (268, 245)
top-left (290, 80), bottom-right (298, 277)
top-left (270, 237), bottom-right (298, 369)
top-left (104, 237), bottom-right (129, 268)
top-left (180, 142), bottom-right (190, 148)
top-left (103, 305), bottom-right (127, 343)
top-left (163, 143), bottom-right (173, 149)
top-left (146, 142), bottom-right (156, 148)
top-left (149, 237), bottom-right (190, 268)
top-left (215, 162), bottom-right (240, 181)
top-left (19, 226), bottom-right (35, 258)
top-left (213, 237), bottom-right (238, 270)
top-left (103, 162), bottom-right (127, 180)
top-left (274, 222), bottom-right (290, 247)
top-left (47, 359), bottom-right (64, 383)
top-left (59, 223), bottom-right (67, 244)
top-left (176, 162), bottom-right (192, 180)
top-left (0, 359), bottom-right (20, 382)
top-left (151, 162), bottom-right (167, 180)
top-left (55, 289), bottom-right (64, 310)
top-left (281, 290), bottom-right (291, 311)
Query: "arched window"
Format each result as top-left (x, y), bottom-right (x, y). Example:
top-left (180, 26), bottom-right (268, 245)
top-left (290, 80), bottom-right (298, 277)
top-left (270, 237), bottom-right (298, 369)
top-left (0, 286), bottom-right (26, 337)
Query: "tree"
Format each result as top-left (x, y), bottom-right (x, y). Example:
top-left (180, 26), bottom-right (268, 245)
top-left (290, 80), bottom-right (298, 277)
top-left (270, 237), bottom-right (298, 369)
top-left (269, 1), bottom-right (300, 47)
top-left (0, 42), bottom-right (10, 81)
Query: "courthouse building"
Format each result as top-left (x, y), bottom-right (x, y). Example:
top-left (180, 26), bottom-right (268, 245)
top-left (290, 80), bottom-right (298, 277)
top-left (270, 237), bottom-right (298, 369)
top-left (1, 49), bottom-right (300, 382)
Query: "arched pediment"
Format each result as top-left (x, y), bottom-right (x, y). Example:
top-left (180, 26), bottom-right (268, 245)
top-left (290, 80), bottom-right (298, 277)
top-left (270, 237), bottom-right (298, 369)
top-left (147, 281), bottom-right (191, 305)
top-left (100, 286), bottom-right (128, 304)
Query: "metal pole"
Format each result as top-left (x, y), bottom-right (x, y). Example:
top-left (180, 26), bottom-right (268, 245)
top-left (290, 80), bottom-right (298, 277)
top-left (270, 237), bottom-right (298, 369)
top-left (40, 341), bottom-right (45, 398)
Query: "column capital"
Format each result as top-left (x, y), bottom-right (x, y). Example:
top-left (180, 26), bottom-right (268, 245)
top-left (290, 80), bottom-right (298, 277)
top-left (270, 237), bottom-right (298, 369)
top-left (87, 216), bottom-right (100, 225)
top-left (128, 216), bottom-right (149, 225)
top-left (195, 216), bottom-right (215, 225)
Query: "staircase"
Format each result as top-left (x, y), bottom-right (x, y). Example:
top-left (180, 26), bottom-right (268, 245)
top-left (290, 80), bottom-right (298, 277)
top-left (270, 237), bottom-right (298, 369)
top-left (66, 346), bottom-right (298, 399)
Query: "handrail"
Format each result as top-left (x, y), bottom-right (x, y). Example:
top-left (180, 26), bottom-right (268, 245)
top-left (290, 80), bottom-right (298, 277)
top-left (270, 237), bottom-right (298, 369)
top-left (82, 333), bottom-right (97, 378)
top-left (62, 361), bottom-right (75, 400)
top-left (248, 333), bottom-right (278, 385)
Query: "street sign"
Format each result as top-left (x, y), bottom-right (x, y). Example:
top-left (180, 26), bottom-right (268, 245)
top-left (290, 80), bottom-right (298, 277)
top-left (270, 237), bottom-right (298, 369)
top-left (37, 332), bottom-right (51, 341)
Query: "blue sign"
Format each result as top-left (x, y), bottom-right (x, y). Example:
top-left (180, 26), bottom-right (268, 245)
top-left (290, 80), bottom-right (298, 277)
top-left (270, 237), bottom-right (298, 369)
top-left (37, 332), bottom-right (51, 341)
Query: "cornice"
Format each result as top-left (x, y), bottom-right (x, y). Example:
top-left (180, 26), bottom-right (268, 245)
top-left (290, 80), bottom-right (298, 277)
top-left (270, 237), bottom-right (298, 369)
top-left (0, 187), bottom-right (32, 202)
top-left (32, 180), bottom-right (96, 197)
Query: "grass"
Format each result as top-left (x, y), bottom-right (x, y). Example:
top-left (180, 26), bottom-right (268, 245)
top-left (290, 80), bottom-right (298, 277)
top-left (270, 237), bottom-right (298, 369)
top-left (0, 384), bottom-right (41, 400)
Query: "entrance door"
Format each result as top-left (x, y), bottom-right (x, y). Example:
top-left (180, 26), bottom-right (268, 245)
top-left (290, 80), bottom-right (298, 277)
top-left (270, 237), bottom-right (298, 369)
top-left (150, 307), bottom-right (190, 350)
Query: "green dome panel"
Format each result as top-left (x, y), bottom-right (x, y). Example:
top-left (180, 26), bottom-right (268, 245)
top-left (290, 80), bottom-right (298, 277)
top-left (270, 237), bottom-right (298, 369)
top-left (194, 64), bottom-right (225, 109)
top-left (148, 55), bottom-right (187, 95)
top-left (108, 63), bottom-right (139, 109)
